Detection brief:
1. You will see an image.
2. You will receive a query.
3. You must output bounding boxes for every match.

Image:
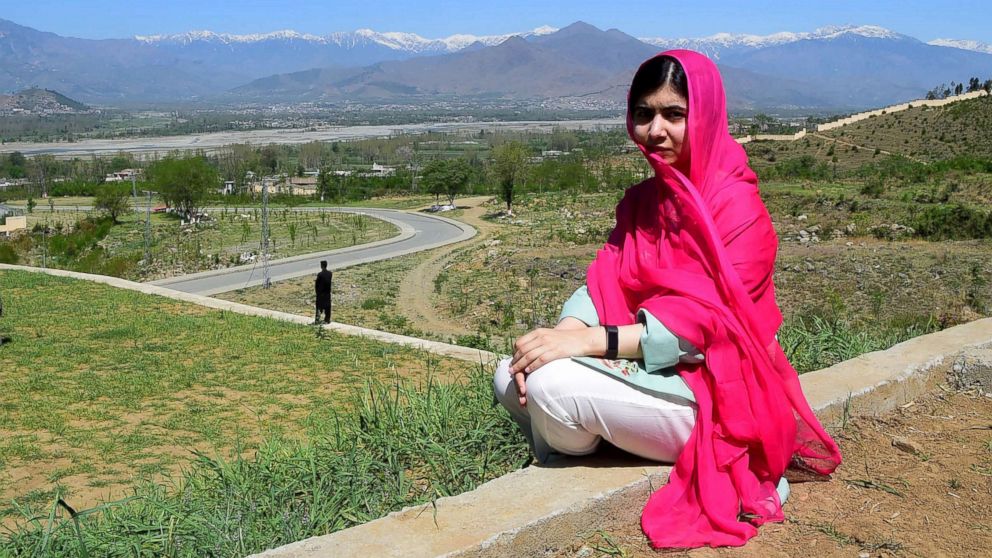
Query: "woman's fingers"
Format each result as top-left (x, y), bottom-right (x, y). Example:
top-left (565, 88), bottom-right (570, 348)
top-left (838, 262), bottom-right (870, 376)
top-left (510, 329), bottom-right (554, 370)
top-left (513, 371), bottom-right (527, 406)
top-left (516, 345), bottom-right (560, 376)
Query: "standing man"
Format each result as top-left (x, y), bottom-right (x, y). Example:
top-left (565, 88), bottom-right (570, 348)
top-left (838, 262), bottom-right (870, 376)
top-left (315, 260), bottom-right (333, 324)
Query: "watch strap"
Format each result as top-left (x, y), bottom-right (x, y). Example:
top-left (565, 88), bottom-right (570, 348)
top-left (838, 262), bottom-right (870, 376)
top-left (604, 325), bottom-right (619, 360)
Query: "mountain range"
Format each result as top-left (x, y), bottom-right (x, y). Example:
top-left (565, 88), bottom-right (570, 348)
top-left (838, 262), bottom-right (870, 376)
top-left (2, 18), bottom-right (991, 111)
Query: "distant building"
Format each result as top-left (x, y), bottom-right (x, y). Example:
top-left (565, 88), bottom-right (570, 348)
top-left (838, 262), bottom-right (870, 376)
top-left (284, 176), bottom-right (318, 195)
top-left (219, 180), bottom-right (236, 195)
top-left (367, 163), bottom-right (395, 177)
top-left (104, 168), bottom-right (142, 182)
top-left (0, 204), bottom-right (26, 236)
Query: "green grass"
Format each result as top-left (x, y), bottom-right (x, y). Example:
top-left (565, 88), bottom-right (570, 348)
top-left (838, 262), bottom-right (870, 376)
top-left (1, 366), bottom-right (527, 557)
top-left (0, 270), bottom-right (489, 531)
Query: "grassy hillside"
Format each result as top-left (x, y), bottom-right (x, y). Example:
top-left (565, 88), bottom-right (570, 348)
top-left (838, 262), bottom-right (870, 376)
top-left (819, 95), bottom-right (992, 162)
top-left (746, 95), bottom-right (992, 174)
top-left (0, 270), bottom-right (525, 555)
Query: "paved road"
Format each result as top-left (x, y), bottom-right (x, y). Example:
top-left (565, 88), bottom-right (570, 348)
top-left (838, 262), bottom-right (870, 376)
top-left (147, 207), bottom-right (475, 296)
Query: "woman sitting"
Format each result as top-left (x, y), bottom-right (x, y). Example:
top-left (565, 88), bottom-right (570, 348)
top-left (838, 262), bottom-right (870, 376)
top-left (493, 50), bottom-right (841, 549)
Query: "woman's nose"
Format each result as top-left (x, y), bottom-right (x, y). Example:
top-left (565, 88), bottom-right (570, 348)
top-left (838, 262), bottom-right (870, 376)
top-left (648, 116), bottom-right (667, 140)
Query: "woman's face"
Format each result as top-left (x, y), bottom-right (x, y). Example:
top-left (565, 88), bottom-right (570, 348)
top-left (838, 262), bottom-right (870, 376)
top-left (631, 84), bottom-right (688, 167)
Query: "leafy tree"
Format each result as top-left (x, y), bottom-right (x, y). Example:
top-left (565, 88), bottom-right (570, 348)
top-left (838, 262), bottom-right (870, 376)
top-left (0, 151), bottom-right (27, 178)
top-left (317, 168), bottom-right (333, 201)
top-left (420, 159), bottom-right (472, 205)
top-left (148, 157), bottom-right (218, 220)
top-left (94, 183), bottom-right (131, 223)
top-left (260, 145), bottom-right (280, 174)
top-left (490, 142), bottom-right (528, 213)
top-left (110, 154), bottom-right (133, 172)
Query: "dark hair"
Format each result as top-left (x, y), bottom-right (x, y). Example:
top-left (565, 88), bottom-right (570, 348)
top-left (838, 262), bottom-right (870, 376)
top-left (320, 260), bottom-right (328, 269)
top-left (628, 55), bottom-right (688, 114)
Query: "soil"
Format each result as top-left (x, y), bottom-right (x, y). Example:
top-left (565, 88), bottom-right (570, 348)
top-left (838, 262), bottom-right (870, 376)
top-left (393, 196), bottom-right (498, 338)
top-left (561, 385), bottom-right (992, 558)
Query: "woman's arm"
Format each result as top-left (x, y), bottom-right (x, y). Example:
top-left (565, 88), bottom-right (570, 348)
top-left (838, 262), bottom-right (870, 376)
top-left (508, 323), bottom-right (645, 406)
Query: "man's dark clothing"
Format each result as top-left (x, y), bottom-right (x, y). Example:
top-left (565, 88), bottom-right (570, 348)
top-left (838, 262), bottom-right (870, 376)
top-left (315, 269), bottom-right (333, 323)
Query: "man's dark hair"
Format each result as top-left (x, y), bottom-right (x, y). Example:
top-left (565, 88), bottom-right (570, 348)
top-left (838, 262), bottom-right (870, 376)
top-left (320, 260), bottom-right (328, 269)
top-left (628, 55), bottom-right (688, 114)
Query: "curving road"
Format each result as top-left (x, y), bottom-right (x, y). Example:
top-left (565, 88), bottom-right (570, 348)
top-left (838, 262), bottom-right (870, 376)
top-left (149, 208), bottom-right (475, 296)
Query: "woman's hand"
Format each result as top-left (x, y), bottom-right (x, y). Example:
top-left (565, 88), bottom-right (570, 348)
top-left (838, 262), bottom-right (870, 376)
top-left (509, 326), bottom-right (598, 406)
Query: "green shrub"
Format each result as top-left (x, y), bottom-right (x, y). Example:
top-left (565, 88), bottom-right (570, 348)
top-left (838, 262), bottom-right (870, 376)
top-left (0, 242), bottom-right (19, 264)
top-left (912, 204), bottom-right (992, 240)
top-left (360, 297), bottom-right (388, 310)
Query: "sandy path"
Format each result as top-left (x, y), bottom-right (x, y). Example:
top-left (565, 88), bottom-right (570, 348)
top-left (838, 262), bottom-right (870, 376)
top-left (394, 196), bottom-right (498, 339)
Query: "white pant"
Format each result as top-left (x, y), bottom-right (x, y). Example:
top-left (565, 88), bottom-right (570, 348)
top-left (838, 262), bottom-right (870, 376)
top-left (493, 357), bottom-right (697, 463)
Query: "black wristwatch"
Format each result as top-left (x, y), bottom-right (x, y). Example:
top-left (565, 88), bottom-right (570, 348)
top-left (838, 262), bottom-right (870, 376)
top-left (604, 325), bottom-right (619, 360)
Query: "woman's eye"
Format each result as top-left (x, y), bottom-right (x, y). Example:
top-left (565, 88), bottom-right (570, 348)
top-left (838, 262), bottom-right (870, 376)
top-left (635, 108), bottom-right (652, 120)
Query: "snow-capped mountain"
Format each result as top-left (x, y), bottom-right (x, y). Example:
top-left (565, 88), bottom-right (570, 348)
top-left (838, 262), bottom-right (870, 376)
top-left (136, 25), bottom-right (558, 53)
top-left (1, 17), bottom-right (990, 109)
top-left (929, 38), bottom-right (992, 55)
top-left (640, 25), bottom-right (911, 58)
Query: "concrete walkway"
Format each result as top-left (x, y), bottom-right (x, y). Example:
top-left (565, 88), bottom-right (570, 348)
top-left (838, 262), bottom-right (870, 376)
top-left (250, 318), bottom-right (992, 558)
top-left (0, 264), bottom-right (497, 365)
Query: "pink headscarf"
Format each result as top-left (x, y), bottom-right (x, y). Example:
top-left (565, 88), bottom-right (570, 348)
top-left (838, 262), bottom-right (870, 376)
top-left (586, 50), bottom-right (841, 548)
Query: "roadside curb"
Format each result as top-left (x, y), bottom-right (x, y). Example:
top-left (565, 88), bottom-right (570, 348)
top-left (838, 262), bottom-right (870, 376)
top-left (0, 264), bottom-right (496, 364)
top-left (248, 318), bottom-right (992, 558)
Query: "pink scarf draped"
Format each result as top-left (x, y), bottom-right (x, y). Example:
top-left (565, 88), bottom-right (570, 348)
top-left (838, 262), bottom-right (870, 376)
top-left (586, 50), bottom-right (841, 548)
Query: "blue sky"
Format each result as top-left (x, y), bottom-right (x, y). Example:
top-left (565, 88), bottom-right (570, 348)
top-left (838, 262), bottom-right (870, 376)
top-left (1, 0), bottom-right (989, 43)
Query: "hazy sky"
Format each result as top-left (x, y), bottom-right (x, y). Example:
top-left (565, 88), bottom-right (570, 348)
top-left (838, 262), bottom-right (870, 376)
top-left (2, 0), bottom-right (989, 43)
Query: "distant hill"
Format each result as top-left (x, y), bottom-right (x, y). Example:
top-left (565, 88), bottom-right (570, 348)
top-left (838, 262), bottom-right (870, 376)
top-left (0, 87), bottom-right (89, 113)
top-left (745, 94), bottom-right (992, 174)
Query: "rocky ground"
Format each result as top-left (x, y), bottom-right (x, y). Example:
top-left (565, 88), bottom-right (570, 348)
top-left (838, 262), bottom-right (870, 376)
top-left (559, 360), bottom-right (992, 558)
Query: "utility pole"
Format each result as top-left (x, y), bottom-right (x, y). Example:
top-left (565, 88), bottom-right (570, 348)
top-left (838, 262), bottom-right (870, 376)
top-left (261, 180), bottom-right (271, 289)
top-left (42, 217), bottom-right (48, 269)
top-left (144, 190), bottom-right (153, 265)
top-left (131, 170), bottom-right (137, 199)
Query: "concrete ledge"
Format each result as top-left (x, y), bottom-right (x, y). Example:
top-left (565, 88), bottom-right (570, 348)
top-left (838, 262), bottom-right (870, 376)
top-left (249, 317), bottom-right (992, 558)
top-left (0, 264), bottom-right (496, 365)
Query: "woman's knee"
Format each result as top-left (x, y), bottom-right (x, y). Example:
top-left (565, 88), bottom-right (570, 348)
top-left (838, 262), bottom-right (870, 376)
top-left (523, 358), bottom-right (578, 411)
top-left (492, 357), bottom-right (516, 407)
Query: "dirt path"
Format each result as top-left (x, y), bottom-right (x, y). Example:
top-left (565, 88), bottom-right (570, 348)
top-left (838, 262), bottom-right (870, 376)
top-left (809, 132), bottom-right (929, 164)
top-left (394, 196), bottom-right (499, 339)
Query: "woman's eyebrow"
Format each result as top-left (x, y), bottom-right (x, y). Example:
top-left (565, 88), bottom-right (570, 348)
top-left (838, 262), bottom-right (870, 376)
top-left (634, 103), bottom-right (686, 110)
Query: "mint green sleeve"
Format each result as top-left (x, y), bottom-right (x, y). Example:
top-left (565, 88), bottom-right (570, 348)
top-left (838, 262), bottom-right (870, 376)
top-left (777, 477), bottom-right (790, 505)
top-left (558, 285), bottom-right (600, 327)
top-left (637, 309), bottom-right (705, 372)
top-left (636, 309), bottom-right (682, 372)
